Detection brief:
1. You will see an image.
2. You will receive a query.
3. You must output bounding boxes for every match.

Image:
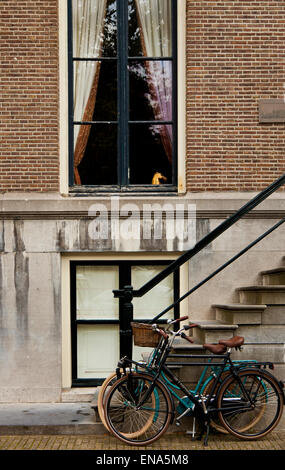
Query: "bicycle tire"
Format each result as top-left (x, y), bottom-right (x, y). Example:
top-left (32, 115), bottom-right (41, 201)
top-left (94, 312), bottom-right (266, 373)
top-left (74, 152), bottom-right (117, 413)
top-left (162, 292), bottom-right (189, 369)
top-left (98, 372), bottom-right (120, 431)
top-left (104, 372), bottom-right (173, 446)
top-left (217, 369), bottom-right (284, 439)
top-left (99, 370), bottom-right (156, 438)
top-left (202, 370), bottom-right (267, 434)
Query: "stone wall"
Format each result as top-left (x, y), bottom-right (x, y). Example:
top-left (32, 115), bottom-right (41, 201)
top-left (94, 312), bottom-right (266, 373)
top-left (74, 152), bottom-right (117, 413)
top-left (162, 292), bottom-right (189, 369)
top-left (0, 192), bottom-right (284, 401)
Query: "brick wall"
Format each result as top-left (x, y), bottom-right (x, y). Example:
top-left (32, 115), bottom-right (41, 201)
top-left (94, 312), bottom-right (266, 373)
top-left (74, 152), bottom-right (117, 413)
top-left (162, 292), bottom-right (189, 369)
top-left (186, 0), bottom-right (285, 191)
top-left (0, 1), bottom-right (284, 193)
top-left (0, 1), bottom-right (59, 192)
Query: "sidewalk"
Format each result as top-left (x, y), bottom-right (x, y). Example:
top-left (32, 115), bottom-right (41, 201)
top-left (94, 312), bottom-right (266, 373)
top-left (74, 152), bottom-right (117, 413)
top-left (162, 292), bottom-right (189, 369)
top-left (0, 402), bottom-right (284, 451)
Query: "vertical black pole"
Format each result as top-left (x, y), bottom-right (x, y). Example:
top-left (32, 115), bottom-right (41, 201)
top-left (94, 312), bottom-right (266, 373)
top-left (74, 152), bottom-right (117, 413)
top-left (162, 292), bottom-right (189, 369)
top-left (119, 286), bottom-right (133, 359)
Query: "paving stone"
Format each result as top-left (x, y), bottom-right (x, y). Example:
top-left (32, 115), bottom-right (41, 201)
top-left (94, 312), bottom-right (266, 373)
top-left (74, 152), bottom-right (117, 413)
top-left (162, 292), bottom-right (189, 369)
top-left (0, 431), bottom-right (285, 451)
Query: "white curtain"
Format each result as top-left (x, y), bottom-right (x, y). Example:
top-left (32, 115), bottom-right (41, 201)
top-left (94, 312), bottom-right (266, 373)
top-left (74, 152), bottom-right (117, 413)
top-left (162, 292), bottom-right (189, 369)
top-left (72, 0), bottom-right (107, 184)
top-left (135, 0), bottom-right (173, 163)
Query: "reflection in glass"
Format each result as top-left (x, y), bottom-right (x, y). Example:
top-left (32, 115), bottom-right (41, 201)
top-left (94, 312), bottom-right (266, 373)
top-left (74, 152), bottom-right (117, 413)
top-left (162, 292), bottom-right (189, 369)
top-left (75, 124), bottom-right (118, 185)
top-left (129, 60), bottom-right (172, 122)
top-left (128, 0), bottom-right (143, 56)
top-left (130, 0), bottom-right (172, 57)
top-left (129, 124), bottom-right (172, 185)
top-left (102, 0), bottom-right (117, 57)
top-left (72, 0), bottom-right (117, 58)
top-left (71, 0), bottom-right (175, 187)
top-left (72, 0), bottom-right (116, 184)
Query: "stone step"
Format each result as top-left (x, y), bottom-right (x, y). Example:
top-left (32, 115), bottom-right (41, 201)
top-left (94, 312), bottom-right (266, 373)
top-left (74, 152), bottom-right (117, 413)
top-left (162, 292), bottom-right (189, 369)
top-left (214, 304), bottom-right (266, 325)
top-left (262, 305), bottom-right (285, 325)
top-left (237, 285), bottom-right (285, 304)
top-left (190, 320), bottom-right (238, 344)
top-left (260, 267), bottom-right (285, 286)
top-left (90, 388), bottom-right (100, 407)
top-left (61, 388), bottom-right (96, 403)
top-left (171, 338), bottom-right (206, 352)
top-left (237, 324), bottom-right (285, 344)
top-left (230, 342), bottom-right (285, 368)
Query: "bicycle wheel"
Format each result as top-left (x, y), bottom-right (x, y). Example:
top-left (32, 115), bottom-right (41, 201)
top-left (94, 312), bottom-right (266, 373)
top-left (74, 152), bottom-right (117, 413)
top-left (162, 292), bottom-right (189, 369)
top-left (217, 369), bottom-right (284, 439)
top-left (97, 372), bottom-right (120, 431)
top-left (99, 371), bottom-right (156, 438)
top-left (203, 370), bottom-right (267, 434)
top-left (104, 372), bottom-right (173, 446)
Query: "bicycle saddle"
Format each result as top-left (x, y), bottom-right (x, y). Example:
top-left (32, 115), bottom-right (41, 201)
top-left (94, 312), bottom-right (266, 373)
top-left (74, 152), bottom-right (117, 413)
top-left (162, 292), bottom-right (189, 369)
top-left (203, 343), bottom-right (227, 355)
top-left (219, 336), bottom-right (244, 349)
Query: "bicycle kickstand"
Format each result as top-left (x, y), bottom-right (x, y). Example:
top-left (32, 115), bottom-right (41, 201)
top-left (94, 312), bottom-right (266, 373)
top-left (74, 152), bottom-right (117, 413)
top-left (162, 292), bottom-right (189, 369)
top-left (186, 417), bottom-right (196, 441)
top-left (204, 422), bottom-right (210, 447)
top-left (197, 421), bottom-right (210, 447)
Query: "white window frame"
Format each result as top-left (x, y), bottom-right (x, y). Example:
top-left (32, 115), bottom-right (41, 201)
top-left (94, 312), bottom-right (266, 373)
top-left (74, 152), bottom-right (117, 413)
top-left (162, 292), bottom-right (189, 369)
top-left (58, 0), bottom-right (186, 195)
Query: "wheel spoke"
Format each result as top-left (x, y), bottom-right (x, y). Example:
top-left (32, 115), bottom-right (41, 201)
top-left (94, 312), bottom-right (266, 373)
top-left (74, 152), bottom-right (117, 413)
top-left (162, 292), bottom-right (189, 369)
top-left (104, 373), bottom-right (172, 445)
top-left (218, 370), bottom-right (284, 439)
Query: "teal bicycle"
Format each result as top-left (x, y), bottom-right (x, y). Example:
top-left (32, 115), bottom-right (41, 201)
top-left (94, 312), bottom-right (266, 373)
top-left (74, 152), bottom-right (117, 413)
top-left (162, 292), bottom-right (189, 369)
top-left (148, 347), bottom-right (260, 436)
top-left (102, 317), bottom-right (285, 446)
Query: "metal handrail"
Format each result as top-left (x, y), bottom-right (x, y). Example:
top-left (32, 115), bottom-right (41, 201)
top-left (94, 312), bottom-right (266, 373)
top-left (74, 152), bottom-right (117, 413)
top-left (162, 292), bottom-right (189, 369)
top-left (151, 216), bottom-right (285, 323)
top-left (113, 173), bottom-right (285, 358)
top-left (114, 173), bottom-right (285, 301)
top-left (133, 173), bottom-right (285, 298)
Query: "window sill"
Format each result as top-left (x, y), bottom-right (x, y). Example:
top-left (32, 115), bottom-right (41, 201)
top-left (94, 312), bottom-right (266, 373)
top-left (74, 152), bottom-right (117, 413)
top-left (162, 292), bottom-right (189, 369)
top-left (69, 185), bottom-right (178, 197)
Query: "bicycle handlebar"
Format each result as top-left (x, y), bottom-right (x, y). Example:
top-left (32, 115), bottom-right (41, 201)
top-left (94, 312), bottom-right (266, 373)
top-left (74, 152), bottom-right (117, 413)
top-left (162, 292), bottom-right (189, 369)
top-left (152, 317), bottom-right (197, 344)
top-left (180, 332), bottom-right (194, 343)
top-left (155, 328), bottom-right (169, 340)
top-left (172, 315), bottom-right (189, 323)
top-left (185, 323), bottom-right (198, 330)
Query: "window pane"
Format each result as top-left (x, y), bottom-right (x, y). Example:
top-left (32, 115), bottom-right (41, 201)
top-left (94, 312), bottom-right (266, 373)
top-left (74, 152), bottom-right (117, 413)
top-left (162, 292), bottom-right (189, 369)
top-left (128, 0), bottom-right (143, 57)
top-left (129, 124), bottom-right (173, 185)
top-left (129, 60), bottom-right (172, 122)
top-left (132, 265), bottom-right (174, 319)
top-left (76, 265), bottom-right (119, 319)
top-left (130, 0), bottom-right (172, 57)
top-left (73, 60), bottom-right (117, 122)
top-left (102, 0), bottom-right (117, 57)
top-left (72, 0), bottom-right (117, 58)
top-left (73, 61), bottom-right (100, 123)
top-left (92, 60), bottom-right (117, 121)
top-left (74, 124), bottom-right (118, 185)
top-left (77, 324), bottom-right (120, 378)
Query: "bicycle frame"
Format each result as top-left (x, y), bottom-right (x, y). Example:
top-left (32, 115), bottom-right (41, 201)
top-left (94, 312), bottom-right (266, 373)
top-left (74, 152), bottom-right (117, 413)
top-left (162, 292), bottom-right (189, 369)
top-left (126, 342), bottom-right (273, 422)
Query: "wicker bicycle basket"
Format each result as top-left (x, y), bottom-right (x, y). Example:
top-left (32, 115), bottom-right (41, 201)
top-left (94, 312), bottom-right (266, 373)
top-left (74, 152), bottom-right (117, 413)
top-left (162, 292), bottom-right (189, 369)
top-left (131, 322), bottom-right (161, 348)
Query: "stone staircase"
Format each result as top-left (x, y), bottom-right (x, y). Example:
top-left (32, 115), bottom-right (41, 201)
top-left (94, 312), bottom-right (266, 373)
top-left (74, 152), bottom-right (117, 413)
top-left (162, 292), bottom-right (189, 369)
top-left (185, 256), bottom-right (285, 384)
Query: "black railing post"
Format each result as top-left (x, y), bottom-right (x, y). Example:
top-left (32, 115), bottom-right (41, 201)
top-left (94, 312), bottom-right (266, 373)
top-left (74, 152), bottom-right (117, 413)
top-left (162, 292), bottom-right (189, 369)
top-left (114, 286), bottom-right (134, 359)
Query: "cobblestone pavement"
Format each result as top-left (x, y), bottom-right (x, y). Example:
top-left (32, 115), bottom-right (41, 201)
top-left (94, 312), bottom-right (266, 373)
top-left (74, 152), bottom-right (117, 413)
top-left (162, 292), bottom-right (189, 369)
top-left (0, 431), bottom-right (285, 451)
